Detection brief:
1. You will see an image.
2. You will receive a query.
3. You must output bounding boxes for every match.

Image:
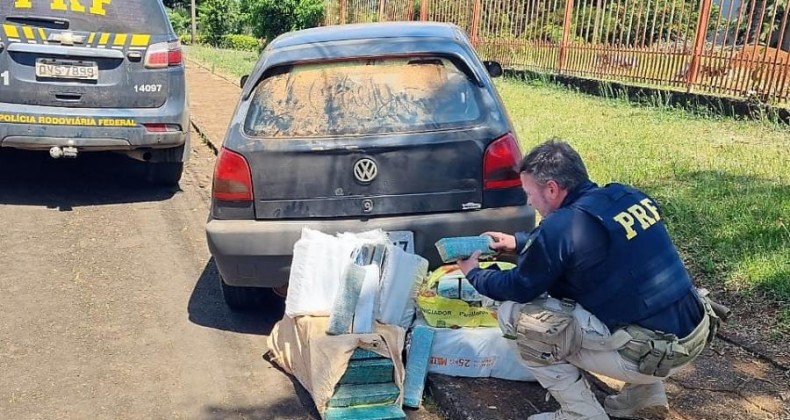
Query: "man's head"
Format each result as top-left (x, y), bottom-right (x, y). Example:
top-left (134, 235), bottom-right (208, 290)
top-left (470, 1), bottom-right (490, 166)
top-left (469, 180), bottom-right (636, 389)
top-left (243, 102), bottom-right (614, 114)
top-left (518, 139), bottom-right (589, 216)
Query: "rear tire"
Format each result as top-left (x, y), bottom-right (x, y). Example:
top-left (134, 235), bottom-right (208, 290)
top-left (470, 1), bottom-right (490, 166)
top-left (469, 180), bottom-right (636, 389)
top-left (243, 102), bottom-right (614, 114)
top-left (145, 161), bottom-right (184, 186)
top-left (220, 276), bottom-right (277, 311)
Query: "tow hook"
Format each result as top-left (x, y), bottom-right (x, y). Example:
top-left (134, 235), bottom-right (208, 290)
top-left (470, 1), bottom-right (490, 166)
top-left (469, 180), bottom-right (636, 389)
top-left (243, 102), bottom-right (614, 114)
top-left (49, 146), bottom-right (79, 159)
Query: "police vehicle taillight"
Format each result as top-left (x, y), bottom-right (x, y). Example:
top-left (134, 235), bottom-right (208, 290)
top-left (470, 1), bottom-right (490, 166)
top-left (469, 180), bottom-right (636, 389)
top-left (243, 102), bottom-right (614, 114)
top-left (144, 41), bottom-right (183, 69)
top-left (142, 124), bottom-right (181, 133)
top-left (483, 133), bottom-right (522, 190)
top-left (213, 147), bottom-right (253, 202)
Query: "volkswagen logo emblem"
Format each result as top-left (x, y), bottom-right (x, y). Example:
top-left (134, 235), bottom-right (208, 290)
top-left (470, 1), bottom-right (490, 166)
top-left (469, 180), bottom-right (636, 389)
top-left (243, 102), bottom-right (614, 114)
top-left (353, 158), bottom-right (378, 183)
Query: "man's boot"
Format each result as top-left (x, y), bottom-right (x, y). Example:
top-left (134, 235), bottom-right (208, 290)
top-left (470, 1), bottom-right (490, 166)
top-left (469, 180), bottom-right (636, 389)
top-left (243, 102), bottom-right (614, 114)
top-left (528, 376), bottom-right (609, 420)
top-left (604, 382), bottom-right (669, 420)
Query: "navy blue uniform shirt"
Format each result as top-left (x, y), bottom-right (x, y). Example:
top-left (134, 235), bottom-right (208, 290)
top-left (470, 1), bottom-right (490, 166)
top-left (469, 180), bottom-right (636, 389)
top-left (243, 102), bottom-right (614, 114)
top-left (466, 181), bottom-right (703, 337)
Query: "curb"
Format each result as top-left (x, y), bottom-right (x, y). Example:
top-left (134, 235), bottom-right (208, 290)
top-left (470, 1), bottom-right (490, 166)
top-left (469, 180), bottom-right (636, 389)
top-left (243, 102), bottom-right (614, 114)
top-left (425, 372), bottom-right (616, 420)
top-left (190, 119), bottom-right (218, 155)
top-left (185, 57), bottom-right (242, 157)
top-left (425, 376), bottom-right (473, 420)
top-left (716, 331), bottom-right (790, 372)
top-left (185, 57), bottom-right (242, 88)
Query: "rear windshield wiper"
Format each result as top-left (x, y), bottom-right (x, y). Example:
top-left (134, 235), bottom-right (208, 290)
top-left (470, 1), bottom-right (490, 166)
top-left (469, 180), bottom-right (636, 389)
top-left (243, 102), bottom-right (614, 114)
top-left (5, 16), bottom-right (70, 30)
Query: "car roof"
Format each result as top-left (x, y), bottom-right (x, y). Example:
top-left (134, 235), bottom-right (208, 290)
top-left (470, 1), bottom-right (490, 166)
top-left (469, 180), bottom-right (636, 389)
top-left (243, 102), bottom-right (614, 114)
top-left (268, 22), bottom-right (464, 50)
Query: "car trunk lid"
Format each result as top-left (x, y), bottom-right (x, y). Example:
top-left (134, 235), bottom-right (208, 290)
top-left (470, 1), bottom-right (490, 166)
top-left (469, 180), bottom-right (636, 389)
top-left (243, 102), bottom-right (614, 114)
top-left (246, 133), bottom-right (492, 219)
top-left (238, 56), bottom-right (512, 220)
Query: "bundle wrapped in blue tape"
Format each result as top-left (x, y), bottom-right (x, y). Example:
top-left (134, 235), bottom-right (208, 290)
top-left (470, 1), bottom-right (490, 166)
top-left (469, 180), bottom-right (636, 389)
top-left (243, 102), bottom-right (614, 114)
top-left (434, 235), bottom-right (496, 263)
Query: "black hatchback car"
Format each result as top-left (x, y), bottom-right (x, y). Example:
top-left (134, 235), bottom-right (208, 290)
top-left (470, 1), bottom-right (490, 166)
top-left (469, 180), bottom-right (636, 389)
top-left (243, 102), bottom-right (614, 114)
top-left (206, 22), bottom-right (535, 309)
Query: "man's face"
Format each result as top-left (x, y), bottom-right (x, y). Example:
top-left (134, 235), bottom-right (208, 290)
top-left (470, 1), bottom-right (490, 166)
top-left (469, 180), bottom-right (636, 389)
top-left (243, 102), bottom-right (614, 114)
top-left (520, 173), bottom-right (564, 217)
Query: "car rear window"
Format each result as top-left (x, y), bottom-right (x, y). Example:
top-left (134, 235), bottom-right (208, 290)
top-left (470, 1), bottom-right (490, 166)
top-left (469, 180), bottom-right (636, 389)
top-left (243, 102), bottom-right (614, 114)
top-left (1, 1), bottom-right (170, 34)
top-left (244, 57), bottom-right (485, 138)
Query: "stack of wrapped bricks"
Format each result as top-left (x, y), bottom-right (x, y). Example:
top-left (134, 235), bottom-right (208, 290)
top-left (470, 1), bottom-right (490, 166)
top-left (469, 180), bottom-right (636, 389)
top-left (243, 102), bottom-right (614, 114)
top-left (325, 348), bottom-right (405, 420)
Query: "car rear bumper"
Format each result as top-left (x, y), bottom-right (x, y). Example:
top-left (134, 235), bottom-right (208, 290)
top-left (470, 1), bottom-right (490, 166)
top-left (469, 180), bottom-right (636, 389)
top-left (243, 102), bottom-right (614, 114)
top-left (0, 101), bottom-right (188, 151)
top-left (206, 205), bottom-right (535, 288)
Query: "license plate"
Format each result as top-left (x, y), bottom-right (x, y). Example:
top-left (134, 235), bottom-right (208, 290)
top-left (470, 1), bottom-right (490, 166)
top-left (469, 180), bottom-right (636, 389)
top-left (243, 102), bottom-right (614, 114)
top-left (35, 60), bottom-right (98, 80)
top-left (387, 230), bottom-right (414, 254)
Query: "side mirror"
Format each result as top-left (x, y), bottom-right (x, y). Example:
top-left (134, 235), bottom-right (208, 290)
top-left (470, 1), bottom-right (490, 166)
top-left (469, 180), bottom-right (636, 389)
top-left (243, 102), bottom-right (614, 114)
top-left (484, 61), bottom-right (503, 78)
top-left (240, 74), bottom-right (249, 88)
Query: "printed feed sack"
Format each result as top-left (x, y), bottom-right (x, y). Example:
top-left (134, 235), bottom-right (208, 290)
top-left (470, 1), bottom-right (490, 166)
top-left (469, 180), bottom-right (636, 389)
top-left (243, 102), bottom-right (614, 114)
top-left (416, 261), bottom-right (515, 328)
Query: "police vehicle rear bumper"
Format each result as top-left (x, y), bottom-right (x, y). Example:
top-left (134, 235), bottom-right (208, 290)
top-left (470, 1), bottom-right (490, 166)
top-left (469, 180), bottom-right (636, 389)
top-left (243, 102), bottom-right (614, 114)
top-left (206, 205), bottom-right (535, 288)
top-left (0, 104), bottom-right (189, 151)
top-left (0, 132), bottom-right (186, 151)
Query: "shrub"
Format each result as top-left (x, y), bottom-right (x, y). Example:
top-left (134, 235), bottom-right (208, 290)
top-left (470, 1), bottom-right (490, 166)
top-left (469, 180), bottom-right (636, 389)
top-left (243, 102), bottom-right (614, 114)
top-left (220, 34), bottom-right (261, 52)
top-left (179, 33), bottom-right (206, 45)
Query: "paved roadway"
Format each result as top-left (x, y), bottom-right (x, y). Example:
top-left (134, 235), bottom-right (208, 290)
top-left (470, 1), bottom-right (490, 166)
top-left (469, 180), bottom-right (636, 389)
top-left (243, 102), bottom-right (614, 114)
top-left (0, 143), bottom-right (318, 419)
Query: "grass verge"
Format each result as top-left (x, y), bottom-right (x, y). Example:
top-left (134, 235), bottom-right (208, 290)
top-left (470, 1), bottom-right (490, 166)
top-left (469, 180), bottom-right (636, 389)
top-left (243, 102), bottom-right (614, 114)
top-left (184, 45), bottom-right (259, 80)
top-left (498, 77), bottom-right (789, 335)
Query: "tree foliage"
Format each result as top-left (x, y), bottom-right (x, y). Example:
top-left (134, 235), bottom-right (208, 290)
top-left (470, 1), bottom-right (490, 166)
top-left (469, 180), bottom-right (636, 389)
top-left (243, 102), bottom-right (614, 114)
top-left (197, 0), bottom-right (241, 45)
top-left (743, 0), bottom-right (790, 49)
top-left (246, 0), bottom-right (325, 43)
top-left (166, 6), bottom-right (191, 37)
top-left (486, 0), bottom-right (711, 47)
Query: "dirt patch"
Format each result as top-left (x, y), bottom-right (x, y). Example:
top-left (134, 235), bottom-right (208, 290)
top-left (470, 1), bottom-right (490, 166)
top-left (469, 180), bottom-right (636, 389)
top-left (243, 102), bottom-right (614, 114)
top-left (702, 284), bottom-right (790, 370)
top-left (185, 60), bottom-right (241, 148)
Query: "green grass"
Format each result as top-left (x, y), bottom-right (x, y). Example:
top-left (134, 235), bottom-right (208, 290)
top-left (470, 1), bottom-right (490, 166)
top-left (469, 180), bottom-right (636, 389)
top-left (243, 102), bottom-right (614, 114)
top-left (184, 44), bottom-right (259, 79)
top-left (497, 77), bottom-right (790, 332)
top-left (185, 47), bottom-right (790, 334)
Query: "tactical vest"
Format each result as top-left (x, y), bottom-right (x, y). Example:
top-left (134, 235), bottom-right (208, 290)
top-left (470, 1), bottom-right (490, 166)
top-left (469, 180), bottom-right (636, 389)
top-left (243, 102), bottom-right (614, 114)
top-left (570, 183), bottom-right (693, 329)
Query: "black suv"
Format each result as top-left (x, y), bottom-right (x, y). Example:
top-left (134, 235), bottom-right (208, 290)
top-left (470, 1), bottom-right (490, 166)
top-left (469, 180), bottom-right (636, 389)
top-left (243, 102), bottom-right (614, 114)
top-left (0, 0), bottom-right (189, 185)
top-left (206, 22), bottom-right (535, 309)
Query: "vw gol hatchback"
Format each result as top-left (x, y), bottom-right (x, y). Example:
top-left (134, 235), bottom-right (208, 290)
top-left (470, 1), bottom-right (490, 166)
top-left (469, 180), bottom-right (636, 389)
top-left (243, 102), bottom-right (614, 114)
top-left (0, 0), bottom-right (189, 185)
top-left (206, 22), bottom-right (535, 309)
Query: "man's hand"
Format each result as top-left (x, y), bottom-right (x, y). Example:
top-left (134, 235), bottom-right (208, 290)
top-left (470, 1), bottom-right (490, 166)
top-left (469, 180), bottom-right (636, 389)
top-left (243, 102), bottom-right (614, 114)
top-left (457, 251), bottom-right (481, 276)
top-left (484, 232), bottom-right (517, 254)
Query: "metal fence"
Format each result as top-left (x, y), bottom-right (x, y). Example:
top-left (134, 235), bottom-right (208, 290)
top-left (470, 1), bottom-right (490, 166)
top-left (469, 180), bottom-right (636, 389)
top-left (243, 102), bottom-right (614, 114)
top-left (324, 0), bottom-right (790, 104)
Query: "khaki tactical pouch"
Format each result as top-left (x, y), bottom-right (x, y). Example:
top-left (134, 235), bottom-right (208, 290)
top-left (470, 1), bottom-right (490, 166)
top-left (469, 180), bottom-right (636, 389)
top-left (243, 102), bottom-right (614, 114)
top-left (515, 297), bottom-right (583, 365)
top-left (619, 303), bottom-right (712, 377)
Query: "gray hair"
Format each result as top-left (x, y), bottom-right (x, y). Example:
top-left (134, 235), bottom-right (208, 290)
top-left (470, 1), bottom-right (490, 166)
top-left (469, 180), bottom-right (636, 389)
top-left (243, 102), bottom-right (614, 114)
top-left (518, 138), bottom-right (589, 191)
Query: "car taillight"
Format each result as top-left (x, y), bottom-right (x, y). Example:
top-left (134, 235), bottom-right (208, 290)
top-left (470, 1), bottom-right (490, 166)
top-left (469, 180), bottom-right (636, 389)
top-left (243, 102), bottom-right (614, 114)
top-left (213, 147), bottom-right (253, 202)
top-left (144, 41), bottom-right (183, 69)
top-left (142, 123), bottom-right (181, 133)
top-left (483, 133), bottom-right (522, 190)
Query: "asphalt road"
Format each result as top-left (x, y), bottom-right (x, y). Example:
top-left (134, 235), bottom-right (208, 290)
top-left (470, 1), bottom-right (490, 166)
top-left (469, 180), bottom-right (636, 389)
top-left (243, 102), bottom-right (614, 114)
top-left (0, 140), bottom-right (318, 419)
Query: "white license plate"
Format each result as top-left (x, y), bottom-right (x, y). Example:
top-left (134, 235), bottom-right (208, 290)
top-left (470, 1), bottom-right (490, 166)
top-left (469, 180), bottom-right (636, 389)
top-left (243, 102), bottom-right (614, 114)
top-left (387, 230), bottom-right (414, 254)
top-left (36, 60), bottom-right (98, 80)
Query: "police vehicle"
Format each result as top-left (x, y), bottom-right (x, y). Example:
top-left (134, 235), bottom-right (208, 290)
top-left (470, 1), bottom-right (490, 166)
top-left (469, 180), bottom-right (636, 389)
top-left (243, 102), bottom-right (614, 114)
top-left (0, 0), bottom-right (189, 185)
top-left (206, 22), bottom-right (536, 309)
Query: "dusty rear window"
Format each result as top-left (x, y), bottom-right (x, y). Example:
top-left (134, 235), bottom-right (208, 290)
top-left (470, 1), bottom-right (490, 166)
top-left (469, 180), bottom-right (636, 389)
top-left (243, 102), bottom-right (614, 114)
top-left (244, 57), bottom-right (485, 138)
top-left (1, 1), bottom-right (170, 34)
